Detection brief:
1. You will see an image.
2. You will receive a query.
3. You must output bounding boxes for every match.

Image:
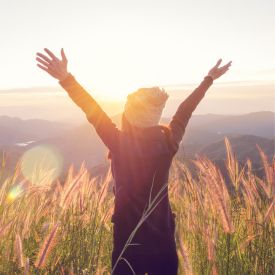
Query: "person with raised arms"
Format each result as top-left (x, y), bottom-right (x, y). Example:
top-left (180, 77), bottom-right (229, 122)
top-left (36, 48), bottom-right (231, 275)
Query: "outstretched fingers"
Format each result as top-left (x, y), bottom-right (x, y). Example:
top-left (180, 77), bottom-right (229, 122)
top-left (222, 61), bottom-right (232, 68)
top-left (220, 61), bottom-right (232, 71)
top-left (36, 57), bottom-right (49, 67)
top-left (208, 58), bottom-right (232, 80)
top-left (44, 48), bottom-right (58, 61)
top-left (215, 58), bottom-right (222, 67)
top-left (36, 52), bottom-right (51, 63)
top-left (61, 48), bottom-right (67, 63)
top-left (37, 63), bottom-right (51, 73)
top-left (219, 62), bottom-right (232, 76)
top-left (36, 48), bottom-right (69, 80)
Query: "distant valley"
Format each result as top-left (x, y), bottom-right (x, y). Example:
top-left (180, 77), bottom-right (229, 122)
top-left (0, 111), bottom-right (274, 180)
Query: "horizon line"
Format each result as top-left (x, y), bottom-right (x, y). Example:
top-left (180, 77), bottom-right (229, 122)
top-left (0, 79), bottom-right (274, 94)
top-left (0, 110), bottom-right (274, 122)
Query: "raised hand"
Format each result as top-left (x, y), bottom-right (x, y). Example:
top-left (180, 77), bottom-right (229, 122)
top-left (36, 48), bottom-right (69, 81)
top-left (207, 59), bottom-right (232, 80)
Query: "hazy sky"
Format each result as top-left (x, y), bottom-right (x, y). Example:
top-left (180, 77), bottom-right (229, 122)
top-left (0, 0), bottom-right (274, 100)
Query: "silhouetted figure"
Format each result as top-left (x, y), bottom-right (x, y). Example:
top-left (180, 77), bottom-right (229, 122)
top-left (36, 48), bottom-right (231, 275)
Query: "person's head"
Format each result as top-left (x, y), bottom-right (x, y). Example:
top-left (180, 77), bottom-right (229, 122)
top-left (122, 86), bottom-right (169, 132)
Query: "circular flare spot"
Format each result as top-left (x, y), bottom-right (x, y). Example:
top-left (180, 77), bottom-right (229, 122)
top-left (21, 144), bottom-right (63, 185)
top-left (7, 184), bottom-right (24, 202)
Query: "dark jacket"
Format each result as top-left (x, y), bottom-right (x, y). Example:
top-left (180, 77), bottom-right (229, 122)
top-left (59, 74), bottom-right (213, 254)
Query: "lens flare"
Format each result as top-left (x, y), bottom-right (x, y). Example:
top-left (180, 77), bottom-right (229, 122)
top-left (7, 184), bottom-right (24, 202)
top-left (20, 144), bottom-right (63, 185)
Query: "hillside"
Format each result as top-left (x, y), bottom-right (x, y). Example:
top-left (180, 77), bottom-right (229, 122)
top-left (0, 116), bottom-right (71, 145)
top-left (184, 111), bottom-right (275, 142)
top-left (198, 135), bottom-right (274, 163)
top-left (28, 123), bottom-right (108, 173)
top-left (0, 112), bottom-right (274, 177)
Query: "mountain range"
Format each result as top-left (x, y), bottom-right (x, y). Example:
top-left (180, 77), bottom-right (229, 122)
top-left (0, 111), bottom-right (274, 179)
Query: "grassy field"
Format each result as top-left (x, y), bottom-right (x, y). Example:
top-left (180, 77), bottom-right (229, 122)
top-left (0, 138), bottom-right (274, 274)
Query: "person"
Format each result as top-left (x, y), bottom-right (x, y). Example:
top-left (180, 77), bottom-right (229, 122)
top-left (36, 48), bottom-right (231, 275)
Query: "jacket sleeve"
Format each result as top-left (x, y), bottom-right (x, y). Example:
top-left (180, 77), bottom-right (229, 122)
top-left (168, 76), bottom-right (213, 152)
top-left (59, 73), bottom-right (120, 152)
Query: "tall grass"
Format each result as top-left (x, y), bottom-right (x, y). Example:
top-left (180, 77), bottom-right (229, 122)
top-left (0, 138), bottom-right (274, 274)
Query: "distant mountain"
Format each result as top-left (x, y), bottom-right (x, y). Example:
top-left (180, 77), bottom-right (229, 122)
top-left (176, 135), bottom-right (274, 187)
top-left (0, 116), bottom-right (72, 145)
top-left (1, 112), bottom-right (274, 178)
top-left (23, 123), bottom-right (108, 176)
top-left (198, 135), bottom-right (274, 164)
top-left (180, 111), bottom-right (275, 156)
top-left (0, 145), bottom-right (25, 178)
top-left (212, 135), bottom-right (274, 183)
top-left (106, 112), bottom-right (275, 141)
top-left (185, 111), bottom-right (275, 140)
top-left (24, 113), bottom-right (275, 175)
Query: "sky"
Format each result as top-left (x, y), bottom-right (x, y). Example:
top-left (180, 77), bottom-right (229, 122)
top-left (0, 0), bottom-right (274, 102)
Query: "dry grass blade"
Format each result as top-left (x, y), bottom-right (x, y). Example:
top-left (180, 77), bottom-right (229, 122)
top-left (95, 266), bottom-right (108, 275)
top-left (0, 178), bottom-right (10, 205)
top-left (0, 138), bottom-right (274, 274)
top-left (98, 168), bottom-right (112, 206)
top-left (0, 220), bottom-right (13, 238)
top-left (14, 233), bottom-right (24, 268)
top-left (239, 234), bottom-right (259, 253)
top-left (264, 198), bottom-right (275, 223)
top-left (24, 258), bottom-right (29, 275)
top-left (194, 156), bottom-right (235, 233)
top-left (60, 169), bottom-right (87, 208)
top-left (120, 257), bottom-right (135, 275)
top-left (179, 239), bottom-right (193, 275)
top-left (35, 223), bottom-right (59, 269)
top-left (212, 263), bottom-right (219, 275)
top-left (225, 137), bottom-right (241, 189)
top-left (256, 144), bottom-right (274, 191)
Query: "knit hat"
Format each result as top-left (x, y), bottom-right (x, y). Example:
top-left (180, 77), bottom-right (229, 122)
top-left (124, 87), bottom-right (169, 128)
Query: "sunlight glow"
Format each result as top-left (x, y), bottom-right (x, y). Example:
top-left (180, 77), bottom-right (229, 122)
top-left (20, 144), bottom-right (63, 185)
top-left (7, 184), bottom-right (24, 202)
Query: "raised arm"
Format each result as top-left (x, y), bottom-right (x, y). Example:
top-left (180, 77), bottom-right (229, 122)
top-left (169, 59), bottom-right (232, 152)
top-left (36, 48), bottom-right (120, 152)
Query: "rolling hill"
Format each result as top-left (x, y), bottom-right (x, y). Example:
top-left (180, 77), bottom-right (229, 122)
top-left (0, 116), bottom-right (72, 145)
top-left (198, 135), bottom-right (274, 164)
top-left (0, 112), bottom-right (274, 177)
